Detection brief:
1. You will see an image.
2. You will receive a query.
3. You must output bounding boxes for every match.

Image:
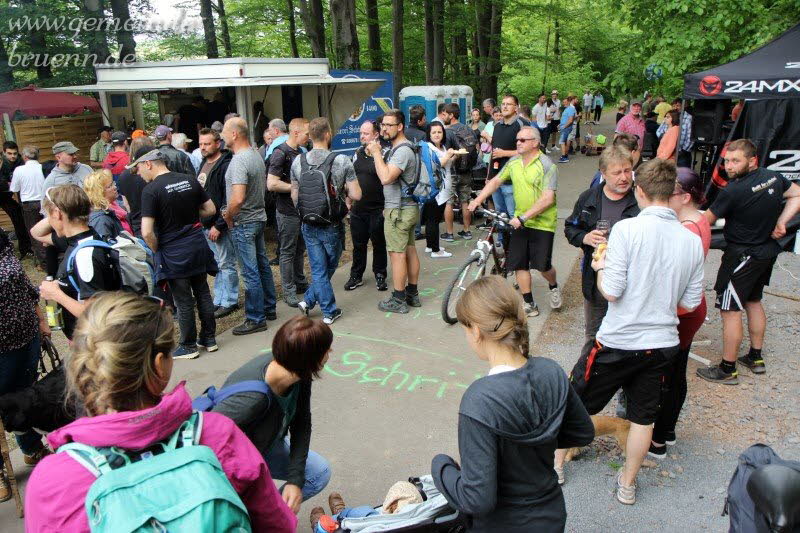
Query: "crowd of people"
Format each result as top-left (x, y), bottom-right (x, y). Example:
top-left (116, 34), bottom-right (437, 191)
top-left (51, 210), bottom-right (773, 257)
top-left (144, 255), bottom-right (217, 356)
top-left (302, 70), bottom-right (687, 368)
top-left (0, 85), bottom-right (797, 532)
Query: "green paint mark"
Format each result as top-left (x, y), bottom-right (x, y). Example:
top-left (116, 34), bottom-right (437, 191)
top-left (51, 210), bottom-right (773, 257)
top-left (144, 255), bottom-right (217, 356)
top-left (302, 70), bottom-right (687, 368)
top-left (433, 266), bottom-right (459, 276)
top-left (334, 332), bottom-right (464, 364)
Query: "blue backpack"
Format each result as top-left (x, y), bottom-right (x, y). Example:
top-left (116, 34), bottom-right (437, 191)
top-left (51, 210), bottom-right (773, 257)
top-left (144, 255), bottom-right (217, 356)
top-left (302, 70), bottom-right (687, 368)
top-left (192, 380), bottom-right (272, 412)
top-left (387, 141), bottom-right (445, 204)
top-left (65, 234), bottom-right (155, 298)
top-left (58, 412), bottom-right (252, 532)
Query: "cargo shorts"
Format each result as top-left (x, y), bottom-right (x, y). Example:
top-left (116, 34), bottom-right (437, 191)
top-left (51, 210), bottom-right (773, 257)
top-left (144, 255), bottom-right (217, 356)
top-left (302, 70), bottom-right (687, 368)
top-left (384, 206), bottom-right (420, 253)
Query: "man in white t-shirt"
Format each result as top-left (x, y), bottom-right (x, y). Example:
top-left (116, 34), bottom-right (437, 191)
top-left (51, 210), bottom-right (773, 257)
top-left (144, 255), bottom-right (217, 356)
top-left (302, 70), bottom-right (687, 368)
top-left (583, 90), bottom-right (594, 121)
top-left (10, 145), bottom-right (45, 267)
top-left (549, 90), bottom-right (562, 149)
top-left (531, 94), bottom-right (551, 154)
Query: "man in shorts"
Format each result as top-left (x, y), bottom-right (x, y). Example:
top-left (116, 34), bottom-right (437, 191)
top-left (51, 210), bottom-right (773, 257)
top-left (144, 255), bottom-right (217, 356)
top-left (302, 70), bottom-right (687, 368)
top-left (469, 126), bottom-right (561, 317)
top-left (556, 159), bottom-right (704, 505)
top-left (368, 109), bottom-right (421, 314)
top-left (697, 139), bottom-right (800, 384)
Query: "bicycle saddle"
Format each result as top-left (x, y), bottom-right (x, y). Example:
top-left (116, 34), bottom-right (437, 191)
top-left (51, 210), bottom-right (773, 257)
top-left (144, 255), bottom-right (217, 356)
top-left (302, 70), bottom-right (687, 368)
top-left (747, 464), bottom-right (800, 532)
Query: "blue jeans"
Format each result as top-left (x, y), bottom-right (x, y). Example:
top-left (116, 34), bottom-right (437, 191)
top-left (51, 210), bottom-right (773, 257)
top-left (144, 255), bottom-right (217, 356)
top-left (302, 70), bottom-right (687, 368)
top-left (0, 335), bottom-right (43, 466)
top-left (492, 184), bottom-right (515, 217)
top-left (264, 438), bottom-right (331, 500)
top-left (230, 221), bottom-right (277, 323)
top-left (559, 125), bottom-right (573, 144)
top-left (204, 228), bottom-right (239, 308)
top-left (301, 224), bottom-right (343, 317)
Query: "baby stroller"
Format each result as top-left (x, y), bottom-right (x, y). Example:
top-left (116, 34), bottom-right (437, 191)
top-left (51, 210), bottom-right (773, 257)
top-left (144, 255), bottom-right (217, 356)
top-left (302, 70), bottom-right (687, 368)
top-left (335, 476), bottom-right (467, 532)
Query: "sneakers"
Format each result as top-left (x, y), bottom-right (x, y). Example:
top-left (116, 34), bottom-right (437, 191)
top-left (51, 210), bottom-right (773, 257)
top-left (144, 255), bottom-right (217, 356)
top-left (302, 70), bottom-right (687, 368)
top-left (738, 354), bottom-right (766, 374)
top-left (697, 364), bottom-right (739, 385)
top-left (265, 309), bottom-right (278, 321)
top-left (23, 446), bottom-right (51, 466)
top-left (406, 292), bottom-right (421, 307)
top-left (329, 491), bottom-right (346, 515)
top-left (554, 466), bottom-right (565, 486)
top-left (0, 474), bottom-right (10, 503)
top-left (550, 286), bottom-right (562, 309)
top-left (232, 319), bottom-right (268, 336)
top-left (197, 338), bottom-right (219, 352)
top-left (375, 274), bottom-right (388, 291)
top-left (664, 431), bottom-right (677, 446)
top-left (616, 472), bottom-right (636, 505)
top-left (647, 442), bottom-right (667, 460)
top-left (379, 296), bottom-right (409, 314)
top-left (558, 156), bottom-right (569, 163)
top-left (344, 276), bottom-right (364, 291)
top-left (173, 345), bottom-right (200, 359)
top-left (283, 291), bottom-right (300, 308)
top-left (524, 302), bottom-right (540, 317)
top-left (431, 249), bottom-right (452, 258)
top-left (323, 309), bottom-right (343, 325)
top-left (214, 304), bottom-right (238, 319)
top-left (414, 231), bottom-right (425, 241)
top-left (457, 230), bottom-right (473, 240)
top-left (441, 232), bottom-right (455, 242)
top-left (425, 247), bottom-right (432, 253)
top-left (298, 301), bottom-right (311, 316)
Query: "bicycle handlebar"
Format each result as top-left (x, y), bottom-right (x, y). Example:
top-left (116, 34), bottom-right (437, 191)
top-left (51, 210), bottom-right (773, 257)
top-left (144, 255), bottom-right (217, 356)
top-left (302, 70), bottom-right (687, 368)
top-left (476, 208), bottom-right (511, 224)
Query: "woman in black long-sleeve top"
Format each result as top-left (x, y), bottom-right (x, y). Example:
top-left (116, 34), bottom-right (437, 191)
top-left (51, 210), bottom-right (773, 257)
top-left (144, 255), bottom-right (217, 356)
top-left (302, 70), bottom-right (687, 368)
top-left (432, 276), bottom-right (594, 532)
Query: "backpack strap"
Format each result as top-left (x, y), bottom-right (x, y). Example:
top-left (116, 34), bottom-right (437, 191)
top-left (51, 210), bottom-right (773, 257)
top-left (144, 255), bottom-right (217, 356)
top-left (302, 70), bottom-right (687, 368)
top-left (65, 239), bottom-right (113, 301)
top-left (59, 442), bottom-right (113, 477)
top-left (193, 380), bottom-right (272, 411)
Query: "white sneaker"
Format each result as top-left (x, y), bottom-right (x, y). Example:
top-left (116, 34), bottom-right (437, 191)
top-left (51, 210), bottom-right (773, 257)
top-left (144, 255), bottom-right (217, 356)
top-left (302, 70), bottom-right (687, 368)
top-left (431, 250), bottom-right (452, 258)
top-left (524, 302), bottom-right (540, 317)
top-left (425, 247), bottom-right (432, 253)
top-left (550, 286), bottom-right (563, 309)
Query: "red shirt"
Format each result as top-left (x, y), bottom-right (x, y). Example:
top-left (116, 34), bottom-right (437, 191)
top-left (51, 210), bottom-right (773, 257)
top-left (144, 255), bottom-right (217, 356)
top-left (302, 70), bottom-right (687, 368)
top-left (615, 113), bottom-right (646, 150)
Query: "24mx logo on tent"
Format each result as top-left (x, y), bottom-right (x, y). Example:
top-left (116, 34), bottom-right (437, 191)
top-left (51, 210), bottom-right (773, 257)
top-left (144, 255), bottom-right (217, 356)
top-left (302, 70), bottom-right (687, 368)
top-left (724, 79), bottom-right (800, 94)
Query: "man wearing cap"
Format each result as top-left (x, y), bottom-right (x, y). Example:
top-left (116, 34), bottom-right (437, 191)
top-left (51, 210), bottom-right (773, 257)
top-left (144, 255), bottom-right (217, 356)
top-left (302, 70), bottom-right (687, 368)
top-left (89, 126), bottom-right (112, 169)
top-left (135, 147), bottom-right (219, 359)
top-left (154, 124), bottom-right (196, 177)
top-left (101, 131), bottom-right (130, 178)
top-left (615, 101), bottom-right (645, 151)
top-left (42, 142), bottom-right (92, 199)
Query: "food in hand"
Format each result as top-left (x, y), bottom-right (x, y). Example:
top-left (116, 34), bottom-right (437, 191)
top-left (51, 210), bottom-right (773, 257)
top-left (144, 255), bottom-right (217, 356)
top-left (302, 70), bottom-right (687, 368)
top-left (455, 148), bottom-right (469, 154)
top-left (592, 242), bottom-right (607, 261)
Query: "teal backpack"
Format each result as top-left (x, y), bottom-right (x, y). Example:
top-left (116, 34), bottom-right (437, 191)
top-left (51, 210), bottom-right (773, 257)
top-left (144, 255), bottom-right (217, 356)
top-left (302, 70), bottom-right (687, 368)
top-left (58, 412), bottom-right (252, 532)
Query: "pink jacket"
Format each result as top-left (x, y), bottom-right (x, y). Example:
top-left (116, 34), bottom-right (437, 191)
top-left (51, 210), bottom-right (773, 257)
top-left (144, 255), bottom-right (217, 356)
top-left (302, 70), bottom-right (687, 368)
top-left (24, 383), bottom-right (298, 533)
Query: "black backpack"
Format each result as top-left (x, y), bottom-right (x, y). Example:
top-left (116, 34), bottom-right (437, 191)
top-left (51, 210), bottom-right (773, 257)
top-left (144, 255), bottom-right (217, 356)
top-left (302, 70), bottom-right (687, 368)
top-left (451, 126), bottom-right (479, 174)
top-left (296, 152), bottom-right (348, 226)
top-left (725, 443), bottom-right (800, 532)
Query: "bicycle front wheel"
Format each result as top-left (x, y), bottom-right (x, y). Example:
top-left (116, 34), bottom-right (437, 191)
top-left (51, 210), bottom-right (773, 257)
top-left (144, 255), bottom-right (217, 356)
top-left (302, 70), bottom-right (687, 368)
top-left (441, 253), bottom-right (485, 324)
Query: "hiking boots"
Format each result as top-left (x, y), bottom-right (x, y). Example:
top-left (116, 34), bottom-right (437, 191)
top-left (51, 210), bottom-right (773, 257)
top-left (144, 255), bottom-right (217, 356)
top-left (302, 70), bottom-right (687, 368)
top-left (405, 292), bottom-right (421, 308)
top-left (697, 364), bottom-right (739, 385)
top-left (310, 506), bottom-right (326, 529)
top-left (328, 492), bottom-right (346, 515)
top-left (738, 354), bottom-right (766, 374)
top-left (0, 473), bottom-right (10, 503)
top-left (379, 296), bottom-right (409, 314)
top-left (213, 304), bottom-right (238, 319)
top-left (344, 276), bottom-right (364, 291)
top-left (524, 302), bottom-right (540, 317)
top-left (375, 274), bottom-right (388, 291)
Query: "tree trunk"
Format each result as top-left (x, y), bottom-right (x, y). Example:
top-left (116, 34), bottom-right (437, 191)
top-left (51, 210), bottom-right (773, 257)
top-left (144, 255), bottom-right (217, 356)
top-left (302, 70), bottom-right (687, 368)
top-left (365, 0), bottom-right (382, 70)
top-left (297, 0), bottom-right (326, 58)
top-left (330, 0), bottom-right (360, 69)
top-left (392, 0), bottom-right (404, 102)
top-left (432, 0), bottom-right (444, 84)
top-left (449, 0), bottom-right (468, 80)
top-left (483, 0), bottom-right (502, 103)
top-left (19, 0), bottom-right (54, 80)
top-left (109, 0), bottom-right (136, 61)
top-left (0, 38), bottom-right (13, 91)
top-left (199, 0), bottom-right (219, 58)
top-left (215, 0), bottom-right (233, 57)
top-left (541, 20), bottom-right (551, 94)
top-left (424, 0), bottom-right (433, 83)
top-left (553, 18), bottom-right (560, 59)
top-left (287, 0), bottom-right (300, 58)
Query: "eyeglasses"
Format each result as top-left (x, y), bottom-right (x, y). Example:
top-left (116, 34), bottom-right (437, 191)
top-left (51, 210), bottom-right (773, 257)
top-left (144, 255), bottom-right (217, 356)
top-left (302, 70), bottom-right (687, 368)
top-left (516, 138), bottom-right (536, 143)
top-left (144, 296), bottom-right (166, 358)
top-left (380, 122), bottom-right (399, 128)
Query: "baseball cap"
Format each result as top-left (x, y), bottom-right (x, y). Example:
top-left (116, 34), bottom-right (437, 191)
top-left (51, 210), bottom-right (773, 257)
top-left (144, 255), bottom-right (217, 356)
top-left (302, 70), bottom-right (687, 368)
top-left (154, 125), bottom-right (173, 139)
top-left (631, 100), bottom-right (643, 107)
top-left (131, 129), bottom-right (147, 139)
top-left (125, 148), bottom-right (165, 169)
top-left (52, 141), bottom-right (79, 155)
top-left (111, 131), bottom-right (127, 144)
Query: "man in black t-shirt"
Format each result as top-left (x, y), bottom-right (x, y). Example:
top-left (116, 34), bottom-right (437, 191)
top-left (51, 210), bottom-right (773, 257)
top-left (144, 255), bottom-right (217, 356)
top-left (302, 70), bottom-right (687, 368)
top-left (345, 120), bottom-right (388, 292)
top-left (698, 139), bottom-right (800, 384)
top-left (267, 118), bottom-right (310, 308)
top-left (135, 149), bottom-right (218, 360)
top-left (35, 185), bottom-right (121, 340)
top-left (489, 94), bottom-right (530, 219)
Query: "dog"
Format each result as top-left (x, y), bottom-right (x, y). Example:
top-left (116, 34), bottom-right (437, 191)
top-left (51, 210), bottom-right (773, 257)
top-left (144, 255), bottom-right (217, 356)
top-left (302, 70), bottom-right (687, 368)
top-left (564, 415), bottom-right (630, 462)
top-left (0, 366), bottom-right (77, 435)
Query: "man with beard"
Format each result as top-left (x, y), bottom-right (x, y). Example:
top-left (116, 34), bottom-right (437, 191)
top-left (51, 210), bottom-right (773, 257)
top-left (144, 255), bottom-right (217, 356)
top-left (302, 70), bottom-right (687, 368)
top-left (0, 141), bottom-right (32, 258)
top-left (442, 102), bottom-right (477, 239)
top-left (197, 127), bottom-right (239, 319)
top-left (565, 146), bottom-right (640, 345)
top-left (697, 139), bottom-right (800, 384)
top-left (42, 142), bottom-right (93, 196)
top-left (368, 109), bottom-right (420, 314)
top-left (615, 101), bottom-right (645, 151)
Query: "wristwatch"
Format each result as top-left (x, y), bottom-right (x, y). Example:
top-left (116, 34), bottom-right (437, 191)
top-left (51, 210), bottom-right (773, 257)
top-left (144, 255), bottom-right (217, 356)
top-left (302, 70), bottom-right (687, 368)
top-left (517, 215), bottom-right (527, 224)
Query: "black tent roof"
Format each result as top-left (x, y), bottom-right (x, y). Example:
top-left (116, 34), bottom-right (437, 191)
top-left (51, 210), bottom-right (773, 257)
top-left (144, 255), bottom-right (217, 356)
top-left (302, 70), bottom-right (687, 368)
top-left (684, 23), bottom-right (800, 100)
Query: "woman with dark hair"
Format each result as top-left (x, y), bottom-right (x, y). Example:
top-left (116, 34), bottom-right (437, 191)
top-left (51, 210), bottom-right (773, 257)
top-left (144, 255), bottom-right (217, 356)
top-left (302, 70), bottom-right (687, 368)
top-left (431, 276), bottom-right (594, 531)
top-left (656, 110), bottom-right (681, 161)
top-left (425, 122), bottom-right (457, 258)
top-left (0, 229), bottom-right (50, 501)
top-left (648, 167), bottom-right (710, 459)
top-left (212, 315), bottom-right (333, 514)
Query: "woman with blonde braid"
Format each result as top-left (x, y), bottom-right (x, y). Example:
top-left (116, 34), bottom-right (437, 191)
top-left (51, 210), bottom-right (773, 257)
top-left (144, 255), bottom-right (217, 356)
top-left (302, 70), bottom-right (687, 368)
top-left (24, 292), bottom-right (297, 532)
top-left (431, 276), bottom-right (593, 532)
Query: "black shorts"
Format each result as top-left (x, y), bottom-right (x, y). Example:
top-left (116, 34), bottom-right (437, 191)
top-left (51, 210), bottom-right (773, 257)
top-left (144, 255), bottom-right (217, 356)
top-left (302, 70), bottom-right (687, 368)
top-left (714, 251), bottom-right (776, 311)
top-left (571, 343), bottom-right (677, 425)
top-left (507, 227), bottom-right (554, 272)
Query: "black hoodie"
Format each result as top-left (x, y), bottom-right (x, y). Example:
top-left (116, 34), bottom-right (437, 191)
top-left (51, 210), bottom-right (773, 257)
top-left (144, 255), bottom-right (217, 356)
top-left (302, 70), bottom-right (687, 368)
top-left (432, 357), bottom-right (594, 532)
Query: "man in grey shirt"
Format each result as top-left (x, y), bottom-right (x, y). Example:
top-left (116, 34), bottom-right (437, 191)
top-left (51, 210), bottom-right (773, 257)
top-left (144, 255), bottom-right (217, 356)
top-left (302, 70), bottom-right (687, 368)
top-left (291, 117), bottom-right (361, 325)
top-left (367, 109), bottom-right (421, 314)
top-left (556, 159), bottom-right (704, 506)
top-left (42, 142), bottom-right (92, 211)
top-left (221, 116), bottom-right (278, 335)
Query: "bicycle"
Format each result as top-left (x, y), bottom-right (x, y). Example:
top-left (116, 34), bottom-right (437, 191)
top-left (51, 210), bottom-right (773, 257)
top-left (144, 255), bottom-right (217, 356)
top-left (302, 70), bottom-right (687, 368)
top-left (441, 208), bottom-right (511, 324)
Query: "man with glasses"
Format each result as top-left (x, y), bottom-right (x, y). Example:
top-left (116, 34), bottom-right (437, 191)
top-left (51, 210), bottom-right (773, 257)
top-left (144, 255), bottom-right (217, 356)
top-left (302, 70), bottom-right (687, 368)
top-left (367, 109), bottom-right (421, 314)
top-left (468, 126), bottom-right (562, 316)
top-left (484, 95), bottom-right (529, 224)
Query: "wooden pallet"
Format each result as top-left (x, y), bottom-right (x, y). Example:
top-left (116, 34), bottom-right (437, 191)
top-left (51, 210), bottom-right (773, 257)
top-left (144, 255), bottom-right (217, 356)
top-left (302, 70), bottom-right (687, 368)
top-left (12, 114), bottom-right (103, 162)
